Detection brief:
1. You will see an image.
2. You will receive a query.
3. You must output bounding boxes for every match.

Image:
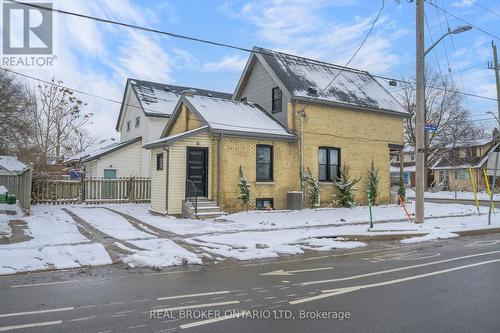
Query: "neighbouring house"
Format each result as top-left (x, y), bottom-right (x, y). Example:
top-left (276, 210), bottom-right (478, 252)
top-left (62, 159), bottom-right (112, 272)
top-left (430, 138), bottom-right (496, 192)
top-left (390, 146), bottom-right (416, 187)
top-left (81, 79), bottom-right (231, 178)
top-left (0, 156), bottom-right (28, 176)
top-left (145, 47), bottom-right (408, 216)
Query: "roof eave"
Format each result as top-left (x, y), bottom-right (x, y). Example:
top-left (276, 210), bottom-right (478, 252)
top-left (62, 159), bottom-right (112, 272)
top-left (212, 129), bottom-right (297, 142)
top-left (290, 96), bottom-right (410, 118)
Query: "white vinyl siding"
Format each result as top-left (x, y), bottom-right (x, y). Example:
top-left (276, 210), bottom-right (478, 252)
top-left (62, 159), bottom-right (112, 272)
top-left (120, 88), bottom-right (144, 142)
top-left (83, 140), bottom-right (143, 178)
top-left (238, 59), bottom-right (289, 127)
top-left (167, 132), bottom-right (212, 215)
top-left (150, 147), bottom-right (167, 214)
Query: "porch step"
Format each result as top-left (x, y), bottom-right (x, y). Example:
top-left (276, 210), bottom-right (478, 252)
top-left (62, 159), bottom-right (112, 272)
top-left (194, 211), bottom-right (227, 219)
top-left (186, 198), bottom-right (225, 219)
top-left (195, 206), bottom-right (222, 213)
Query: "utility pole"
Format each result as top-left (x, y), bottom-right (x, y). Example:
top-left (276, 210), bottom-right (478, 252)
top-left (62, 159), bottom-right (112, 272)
top-left (415, 0), bottom-right (425, 224)
top-left (488, 42), bottom-right (500, 225)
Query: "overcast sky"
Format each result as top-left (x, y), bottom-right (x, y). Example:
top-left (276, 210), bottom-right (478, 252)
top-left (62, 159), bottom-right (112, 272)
top-left (7, 0), bottom-right (500, 139)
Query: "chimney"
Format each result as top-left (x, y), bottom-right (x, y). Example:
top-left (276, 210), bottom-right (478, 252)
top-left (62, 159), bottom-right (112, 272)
top-left (182, 89), bottom-right (195, 97)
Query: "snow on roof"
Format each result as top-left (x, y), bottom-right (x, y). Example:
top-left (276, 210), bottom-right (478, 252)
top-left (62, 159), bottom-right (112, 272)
top-left (0, 156), bottom-right (27, 173)
top-left (444, 137), bottom-right (494, 149)
top-left (82, 137), bottom-right (142, 162)
top-left (129, 79), bottom-right (232, 117)
top-left (254, 47), bottom-right (407, 115)
top-left (184, 95), bottom-right (295, 139)
top-left (64, 138), bottom-right (118, 164)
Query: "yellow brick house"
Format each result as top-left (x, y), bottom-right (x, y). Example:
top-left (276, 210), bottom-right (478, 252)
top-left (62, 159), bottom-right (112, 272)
top-left (145, 47), bottom-right (408, 217)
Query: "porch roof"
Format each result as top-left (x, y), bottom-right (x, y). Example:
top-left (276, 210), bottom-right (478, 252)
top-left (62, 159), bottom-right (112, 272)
top-left (144, 126), bottom-right (210, 149)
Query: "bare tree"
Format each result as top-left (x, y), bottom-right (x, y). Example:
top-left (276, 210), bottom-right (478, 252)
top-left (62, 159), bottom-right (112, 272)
top-left (27, 78), bottom-right (92, 163)
top-left (0, 70), bottom-right (33, 156)
top-left (63, 128), bottom-right (97, 159)
top-left (399, 67), bottom-right (483, 184)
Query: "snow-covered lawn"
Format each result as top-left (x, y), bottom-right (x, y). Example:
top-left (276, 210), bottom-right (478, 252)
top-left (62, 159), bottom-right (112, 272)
top-left (406, 189), bottom-right (494, 201)
top-left (0, 205), bottom-right (111, 275)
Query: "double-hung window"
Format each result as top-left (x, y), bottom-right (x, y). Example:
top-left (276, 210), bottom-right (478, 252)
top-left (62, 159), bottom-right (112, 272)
top-left (272, 87), bottom-right (282, 113)
top-left (256, 145), bottom-right (273, 182)
top-left (319, 147), bottom-right (340, 181)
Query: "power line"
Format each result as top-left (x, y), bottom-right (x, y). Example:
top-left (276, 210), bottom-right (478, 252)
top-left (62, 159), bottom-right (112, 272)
top-left (425, 0), bottom-right (500, 41)
top-left (469, 0), bottom-right (500, 19)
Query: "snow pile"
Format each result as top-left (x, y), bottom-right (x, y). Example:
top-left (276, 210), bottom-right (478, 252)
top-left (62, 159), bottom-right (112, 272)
top-left (186, 228), bottom-right (368, 261)
top-left (121, 238), bottom-right (202, 268)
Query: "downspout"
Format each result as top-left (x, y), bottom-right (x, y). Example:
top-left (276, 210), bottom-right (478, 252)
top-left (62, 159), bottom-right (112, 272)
top-left (163, 147), bottom-right (169, 214)
top-left (217, 133), bottom-right (223, 207)
top-left (299, 105), bottom-right (305, 196)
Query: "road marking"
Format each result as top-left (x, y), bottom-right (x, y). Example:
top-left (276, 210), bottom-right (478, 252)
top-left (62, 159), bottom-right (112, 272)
top-left (0, 320), bottom-right (62, 332)
top-left (0, 307), bottom-right (74, 318)
top-left (466, 239), bottom-right (500, 247)
top-left (180, 310), bottom-right (249, 329)
top-left (114, 310), bottom-right (136, 315)
top-left (234, 293), bottom-right (247, 296)
top-left (257, 290), bottom-right (268, 293)
top-left (264, 296), bottom-right (275, 300)
top-left (272, 300), bottom-right (288, 304)
top-left (262, 267), bottom-right (334, 276)
top-left (152, 300), bottom-right (239, 313)
top-left (10, 280), bottom-right (80, 288)
top-left (157, 290), bottom-right (230, 301)
top-left (70, 316), bottom-right (96, 322)
top-left (291, 257), bottom-right (500, 305)
top-left (301, 250), bottom-right (500, 285)
top-left (129, 324), bottom-right (148, 329)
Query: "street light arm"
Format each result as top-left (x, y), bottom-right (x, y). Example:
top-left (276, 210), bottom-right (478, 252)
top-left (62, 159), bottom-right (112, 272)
top-left (424, 32), bottom-right (450, 57)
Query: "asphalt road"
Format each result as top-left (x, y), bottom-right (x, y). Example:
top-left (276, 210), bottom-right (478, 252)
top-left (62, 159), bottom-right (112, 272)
top-left (1, 234), bottom-right (500, 332)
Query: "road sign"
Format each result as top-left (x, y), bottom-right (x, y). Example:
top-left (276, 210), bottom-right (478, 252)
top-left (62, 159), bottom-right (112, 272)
top-left (424, 124), bottom-right (437, 131)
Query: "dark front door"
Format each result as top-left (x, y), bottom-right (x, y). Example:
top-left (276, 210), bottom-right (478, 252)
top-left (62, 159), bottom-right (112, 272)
top-left (187, 148), bottom-right (208, 197)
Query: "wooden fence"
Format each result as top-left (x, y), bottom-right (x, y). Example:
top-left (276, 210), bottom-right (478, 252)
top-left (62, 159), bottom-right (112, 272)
top-left (32, 177), bottom-right (151, 204)
top-left (0, 166), bottom-right (32, 212)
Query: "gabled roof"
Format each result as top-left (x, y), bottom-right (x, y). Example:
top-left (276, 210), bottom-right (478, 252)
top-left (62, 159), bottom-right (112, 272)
top-left (0, 156), bottom-right (27, 174)
top-left (82, 137), bottom-right (142, 163)
top-left (158, 95), bottom-right (296, 143)
top-left (235, 47), bottom-right (407, 116)
top-left (115, 78), bottom-right (232, 131)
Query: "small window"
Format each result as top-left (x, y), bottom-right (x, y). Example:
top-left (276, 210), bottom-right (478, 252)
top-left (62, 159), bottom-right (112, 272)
top-left (256, 198), bottom-right (273, 210)
top-left (272, 87), bottom-right (282, 113)
top-left (410, 154), bottom-right (415, 161)
top-left (126, 121), bottom-right (131, 132)
top-left (240, 97), bottom-right (247, 103)
top-left (156, 153), bottom-right (163, 171)
top-left (319, 147), bottom-right (340, 181)
top-left (256, 145), bottom-right (273, 181)
top-left (135, 117), bottom-right (140, 128)
top-left (454, 170), bottom-right (459, 180)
